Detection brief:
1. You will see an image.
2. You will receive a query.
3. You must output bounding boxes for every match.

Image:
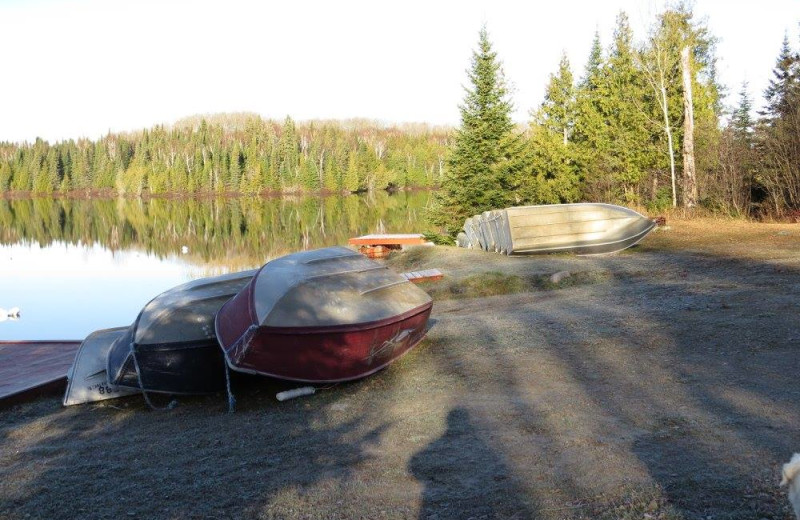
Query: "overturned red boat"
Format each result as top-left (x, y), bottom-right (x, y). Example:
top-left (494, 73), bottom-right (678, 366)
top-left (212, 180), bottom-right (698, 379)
top-left (215, 247), bottom-right (433, 383)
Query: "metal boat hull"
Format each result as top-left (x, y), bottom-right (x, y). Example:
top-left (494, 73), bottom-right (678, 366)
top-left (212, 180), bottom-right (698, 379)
top-left (106, 269), bottom-right (256, 394)
top-left (216, 247), bottom-right (433, 382)
top-left (63, 328), bottom-right (140, 406)
top-left (106, 326), bottom-right (228, 394)
top-left (460, 203), bottom-right (655, 255)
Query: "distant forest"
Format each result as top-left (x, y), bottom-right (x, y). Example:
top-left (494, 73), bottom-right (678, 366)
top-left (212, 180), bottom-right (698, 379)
top-left (0, 115), bottom-right (449, 195)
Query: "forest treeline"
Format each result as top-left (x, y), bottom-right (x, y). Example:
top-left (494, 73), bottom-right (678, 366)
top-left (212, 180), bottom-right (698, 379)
top-left (0, 116), bottom-right (449, 195)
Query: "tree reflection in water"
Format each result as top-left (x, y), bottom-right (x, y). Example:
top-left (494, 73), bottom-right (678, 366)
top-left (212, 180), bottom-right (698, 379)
top-left (0, 191), bottom-right (431, 266)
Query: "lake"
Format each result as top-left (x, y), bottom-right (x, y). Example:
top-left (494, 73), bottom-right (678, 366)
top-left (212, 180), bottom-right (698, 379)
top-left (0, 191), bottom-right (432, 341)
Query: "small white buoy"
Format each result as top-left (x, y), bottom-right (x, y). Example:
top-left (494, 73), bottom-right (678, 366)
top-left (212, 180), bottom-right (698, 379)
top-left (276, 386), bottom-right (316, 402)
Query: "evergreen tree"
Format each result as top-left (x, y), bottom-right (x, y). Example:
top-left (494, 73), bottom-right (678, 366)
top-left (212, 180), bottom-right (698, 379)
top-left (299, 155), bottom-right (320, 191)
top-left (278, 116), bottom-right (298, 188)
top-left (541, 53), bottom-right (575, 144)
top-left (756, 32), bottom-right (800, 215)
top-left (573, 32), bottom-right (612, 199)
top-left (429, 27), bottom-right (520, 233)
top-left (343, 150), bottom-right (360, 192)
top-left (521, 54), bottom-right (580, 204)
top-left (229, 143), bottom-right (243, 192)
top-left (0, 160), bottom-right (11, 191)
top-left (581, 32), bottom-right (604, 90)
top-left (761, 34), bottom-right (799, 123)
top-left (732, 81), bottom-right (754, 142)
top-left (605, 12), bottom-right (653, 203)
top-left (715, 81), bottom-right (756, 214)
top-left (575, 13), bottom-right (654, 203)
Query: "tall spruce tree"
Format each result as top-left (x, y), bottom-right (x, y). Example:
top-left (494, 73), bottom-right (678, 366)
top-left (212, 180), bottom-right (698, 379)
top-left (757, 32), bottom-right (800, 215)
top-left (732, 81), bottom-right (754, 142)
top-left (577, 13), bottom-right (653, 203)
top-left (573, 32), bottom-right (613, 199)
top-left (761, 34), bottom-right (799, 123)
top-left (521, 54), bottom-right (580, 205)
top-left (541, 53), bottom-right (575, 145)
top-left (721, 81), bottom-right (755, 214)
top-left (429, 27), bottom-right (520, 233)
top-left (581, 32), bottom-right (604, 90)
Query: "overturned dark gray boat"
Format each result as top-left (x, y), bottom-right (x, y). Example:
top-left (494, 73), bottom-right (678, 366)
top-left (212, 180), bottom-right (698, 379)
top-left (106, 269), bottom-right (256, 395)
top-left (458, 203), bottom-right (656, 255)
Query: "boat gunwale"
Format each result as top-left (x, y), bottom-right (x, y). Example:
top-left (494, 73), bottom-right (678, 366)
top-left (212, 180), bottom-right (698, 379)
top-left (245, 300), bottom-right (433, 335)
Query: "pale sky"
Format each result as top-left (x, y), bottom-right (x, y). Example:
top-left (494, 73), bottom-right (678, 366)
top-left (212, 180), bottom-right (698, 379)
top-left (0, 0), bottom-right (797, 143)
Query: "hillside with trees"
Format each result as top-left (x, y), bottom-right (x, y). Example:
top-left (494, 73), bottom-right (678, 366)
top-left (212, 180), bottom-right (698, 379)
top-left (0, 117), bottom-right (449, 196)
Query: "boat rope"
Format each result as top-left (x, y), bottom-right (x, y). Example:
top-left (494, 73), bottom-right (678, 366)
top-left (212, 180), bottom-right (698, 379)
top-left (221, 326), bottom-right (258, 413)
top-left (223, 360), bottom-right (236, 413)
top-left (130, 343), bottom-right (176, 411)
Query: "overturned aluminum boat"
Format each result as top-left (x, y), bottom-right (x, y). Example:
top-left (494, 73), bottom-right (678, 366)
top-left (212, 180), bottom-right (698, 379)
top-left (63, 327), bottom-right (140, 406)
top-left (215, 246), bottom-right (432, 383)
top-left (106, 269), bottom-right (256, 395)
top-left (461, 203), bottom-right (655, 255)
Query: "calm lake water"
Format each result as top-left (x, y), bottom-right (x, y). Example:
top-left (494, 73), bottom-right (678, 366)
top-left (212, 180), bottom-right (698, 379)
top-left (0, 191), bottom-right (431, 341)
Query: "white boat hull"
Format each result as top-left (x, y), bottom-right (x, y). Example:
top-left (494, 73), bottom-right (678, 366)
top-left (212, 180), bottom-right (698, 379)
top-left (63, 328), bottom-right (140, 406)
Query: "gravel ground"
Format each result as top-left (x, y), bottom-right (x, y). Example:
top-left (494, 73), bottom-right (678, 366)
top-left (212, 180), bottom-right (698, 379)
top-left (2, 217), bottom-right (799, 519)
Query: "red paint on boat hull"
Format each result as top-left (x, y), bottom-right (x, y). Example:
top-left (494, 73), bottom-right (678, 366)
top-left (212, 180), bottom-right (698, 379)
top-left (215, 276), bottom-right (433, 382)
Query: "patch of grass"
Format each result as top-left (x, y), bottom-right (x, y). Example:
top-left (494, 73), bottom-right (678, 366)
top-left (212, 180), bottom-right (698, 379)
top-left (427, 271), bottom-right (527, 300)
top-left (423, 269), bottom-right (612, 300)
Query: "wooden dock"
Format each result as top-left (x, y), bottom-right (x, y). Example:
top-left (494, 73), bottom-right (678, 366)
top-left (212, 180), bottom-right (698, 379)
top-left (348, 234), bottom-right (429, 246)
top-left (0, 341), bottom-right (80, 407)
top-left (348, 234), bottom-right (431, 259)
